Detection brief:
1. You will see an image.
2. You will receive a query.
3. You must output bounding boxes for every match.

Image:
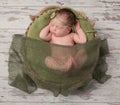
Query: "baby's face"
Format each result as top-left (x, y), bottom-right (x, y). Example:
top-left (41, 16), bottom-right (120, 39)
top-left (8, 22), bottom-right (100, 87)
top-left (49, 17), bottom-right (71, 37)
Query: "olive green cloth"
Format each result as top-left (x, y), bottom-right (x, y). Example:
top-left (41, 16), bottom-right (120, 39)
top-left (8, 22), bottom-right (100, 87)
top-left (8, 34), bottom-right (111, 96)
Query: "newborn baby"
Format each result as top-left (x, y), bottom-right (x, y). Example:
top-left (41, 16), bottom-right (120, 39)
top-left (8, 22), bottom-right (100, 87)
top-left (39, 8), bottom-right (87, 72)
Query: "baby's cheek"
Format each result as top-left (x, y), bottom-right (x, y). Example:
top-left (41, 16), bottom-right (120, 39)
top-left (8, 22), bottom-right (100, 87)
top-left (64, 29), bottom-right (70, 34)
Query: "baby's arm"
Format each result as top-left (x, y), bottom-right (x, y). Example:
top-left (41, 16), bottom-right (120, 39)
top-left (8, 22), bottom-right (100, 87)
top-left (73, 21), bottom-right (87, 44)
top-left (39, 24), bottom-right (52, 41)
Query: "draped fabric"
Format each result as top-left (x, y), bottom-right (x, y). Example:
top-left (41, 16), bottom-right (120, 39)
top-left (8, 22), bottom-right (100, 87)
top-left (8, 34), bottom-right (110, 96)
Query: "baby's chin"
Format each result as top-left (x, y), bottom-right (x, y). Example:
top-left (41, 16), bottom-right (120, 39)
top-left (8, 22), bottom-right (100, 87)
top-left (51, 32), bottom-right (57, 36)
top-left (54, 34), bottom-right (64, 37)
top-left (50, 31), bottom-right (64, 37)
top-left (52, 33), bottom-right (62, 37)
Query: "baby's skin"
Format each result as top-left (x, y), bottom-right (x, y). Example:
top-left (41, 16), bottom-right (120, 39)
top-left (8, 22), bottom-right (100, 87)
top-left (39, 13), bottom-right (87, 72)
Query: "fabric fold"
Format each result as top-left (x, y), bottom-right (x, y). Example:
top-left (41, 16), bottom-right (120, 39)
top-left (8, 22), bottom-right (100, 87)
top-left (8, 34), bottom-right (110, 96)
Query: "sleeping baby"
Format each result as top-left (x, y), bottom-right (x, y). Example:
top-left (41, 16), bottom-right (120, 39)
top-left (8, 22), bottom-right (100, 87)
top-left (39, 8), bottom-right (87, 72)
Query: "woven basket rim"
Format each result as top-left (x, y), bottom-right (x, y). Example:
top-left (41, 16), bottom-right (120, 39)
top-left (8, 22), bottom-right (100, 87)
top-left (25, 6), bottom-right (95, 36)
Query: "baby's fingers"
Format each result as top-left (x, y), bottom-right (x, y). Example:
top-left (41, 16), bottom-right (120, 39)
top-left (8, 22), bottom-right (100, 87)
top-left (75, 21), bottom-right (81, 30)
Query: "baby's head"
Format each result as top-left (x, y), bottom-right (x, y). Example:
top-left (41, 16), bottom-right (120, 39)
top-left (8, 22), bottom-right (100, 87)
top-left (55, 8), bottom-right (76, 27)
top-left (50, 8), bottom-right (76, 37)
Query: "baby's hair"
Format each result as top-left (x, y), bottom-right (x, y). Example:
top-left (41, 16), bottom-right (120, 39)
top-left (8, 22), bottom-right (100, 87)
top-left (56, 8), bottom-right (76, 27)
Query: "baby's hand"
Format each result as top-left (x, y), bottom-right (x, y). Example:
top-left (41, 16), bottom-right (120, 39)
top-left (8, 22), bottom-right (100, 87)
top-left (75, 21), bottom-right (81, 31)
top-left (48, 22), bottom-right (52, 27)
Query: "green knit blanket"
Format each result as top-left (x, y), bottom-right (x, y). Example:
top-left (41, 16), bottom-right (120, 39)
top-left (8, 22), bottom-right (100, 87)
top-left (8, 34), bottom-right (110, 96)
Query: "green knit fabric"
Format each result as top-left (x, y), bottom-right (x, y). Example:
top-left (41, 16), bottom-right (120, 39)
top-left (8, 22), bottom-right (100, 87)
top-left (8, 34), bottom-right (110, 96)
